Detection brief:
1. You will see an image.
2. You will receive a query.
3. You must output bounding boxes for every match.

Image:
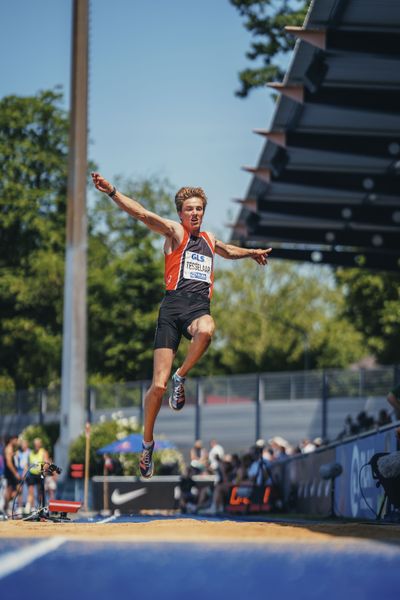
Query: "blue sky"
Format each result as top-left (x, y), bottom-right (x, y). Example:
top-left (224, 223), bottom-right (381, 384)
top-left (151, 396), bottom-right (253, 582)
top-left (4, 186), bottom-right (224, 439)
top-left (1, 0), bottom-right (275, 236)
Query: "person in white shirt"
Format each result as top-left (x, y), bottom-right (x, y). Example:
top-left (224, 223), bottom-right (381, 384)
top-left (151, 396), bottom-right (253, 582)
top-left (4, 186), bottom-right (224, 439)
top-left (208, 439), bottom-right (225, 471)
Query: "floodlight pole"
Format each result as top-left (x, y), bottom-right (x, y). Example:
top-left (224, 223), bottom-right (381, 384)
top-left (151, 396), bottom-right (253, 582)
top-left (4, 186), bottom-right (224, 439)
top-left (57, 0), bottom-right (89, 475)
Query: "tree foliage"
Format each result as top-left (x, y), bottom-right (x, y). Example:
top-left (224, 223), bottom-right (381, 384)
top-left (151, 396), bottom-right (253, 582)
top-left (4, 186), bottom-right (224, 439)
top-left (335, 269), bottom-right (400, 364)
top-left (211, 260), bottom-right (364, 372)
top-left (0, 90), bottom-right (67, 388)
top-left (0, 89), bottom-right (176, 389)
top-left (230, 0), bottom-right (308, 96)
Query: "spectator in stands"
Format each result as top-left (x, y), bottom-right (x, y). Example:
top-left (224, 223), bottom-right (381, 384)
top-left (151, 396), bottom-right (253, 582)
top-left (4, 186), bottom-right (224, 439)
top-left (387, 384), bottom-right (400, 421)
top-left (269, 436), bottom-right (293, 458)
top-left (208, 439), bottom-right (224, 471)
top-left (178, 467), bottom-right (199, 513)
top-left (337, 415), bottom-right (359, 439)
top-left (263, 447), bottom-right (276, 463)
top-left (190, 439), bottom-right (208, 471)
top-left (248, 443), bottom-right (272, 486)
top-left (234, 453), bottom-right (253, 485)
top-left (202, 454), bottom-right (236, 515)
top-left (377, 409), bottom-right (392, 427)
top-left (301, 439), bottom-right (316, 454)
top-left (356, 410), bottom-right (374, 433)
top-left (231, 453), bottom-right (241, 474)
top-left (276, 445), bottom-right (288, 461)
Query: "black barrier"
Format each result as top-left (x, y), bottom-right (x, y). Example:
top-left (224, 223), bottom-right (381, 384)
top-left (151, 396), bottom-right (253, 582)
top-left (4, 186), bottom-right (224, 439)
top-left (269, 449), bottom-right (335, 516)
top-left (271, 422), bottom-right (399, 519)
top-left (92, 475), bottom-right (215, 513)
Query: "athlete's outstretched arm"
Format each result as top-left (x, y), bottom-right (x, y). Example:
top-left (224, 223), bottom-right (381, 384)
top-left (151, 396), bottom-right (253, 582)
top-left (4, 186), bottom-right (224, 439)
top-left (215, 239), bottom-right (272, 265)
top-left (91, 172), bottom-right (179, 238)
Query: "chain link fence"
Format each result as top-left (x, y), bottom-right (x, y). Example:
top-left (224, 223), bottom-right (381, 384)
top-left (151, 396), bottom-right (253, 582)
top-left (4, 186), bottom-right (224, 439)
top-left (1, 365), bottom-right (399, 452)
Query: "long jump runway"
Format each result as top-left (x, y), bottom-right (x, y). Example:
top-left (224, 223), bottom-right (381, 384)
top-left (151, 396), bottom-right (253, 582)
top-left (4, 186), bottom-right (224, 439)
top-left (0, 516), bottom-right (399, 599)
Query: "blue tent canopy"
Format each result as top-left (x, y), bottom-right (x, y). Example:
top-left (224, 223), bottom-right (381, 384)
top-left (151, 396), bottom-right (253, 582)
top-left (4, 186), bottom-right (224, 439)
top-left (97, 433), bottom-right (176, 454)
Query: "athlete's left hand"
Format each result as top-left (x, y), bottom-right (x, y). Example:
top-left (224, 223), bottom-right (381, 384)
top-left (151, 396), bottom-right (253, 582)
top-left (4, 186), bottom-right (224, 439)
top-left (248, 248), bottom-right (272, 265)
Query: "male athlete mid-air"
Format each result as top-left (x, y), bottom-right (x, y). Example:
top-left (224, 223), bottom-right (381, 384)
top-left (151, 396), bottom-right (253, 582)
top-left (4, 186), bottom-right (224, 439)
top-left (91, 172), bottom-right (272, 478)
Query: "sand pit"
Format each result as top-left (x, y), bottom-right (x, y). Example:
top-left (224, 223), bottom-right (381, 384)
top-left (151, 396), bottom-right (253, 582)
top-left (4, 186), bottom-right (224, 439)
top-left (1, 518), bottom-right (400, 546)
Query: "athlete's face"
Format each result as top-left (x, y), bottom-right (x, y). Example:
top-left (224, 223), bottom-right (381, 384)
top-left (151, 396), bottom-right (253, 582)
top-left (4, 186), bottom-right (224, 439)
top-left (179, 197), bottom-right (205, 233)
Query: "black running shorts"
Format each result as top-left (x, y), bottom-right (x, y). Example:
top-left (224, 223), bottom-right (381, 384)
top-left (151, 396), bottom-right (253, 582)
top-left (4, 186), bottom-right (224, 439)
top-left (154, 290), bottom-right (211, 351)
top-left (26, 473), bottom-right (42, 487)
top-left (4, 469), bottom-right (19, 490)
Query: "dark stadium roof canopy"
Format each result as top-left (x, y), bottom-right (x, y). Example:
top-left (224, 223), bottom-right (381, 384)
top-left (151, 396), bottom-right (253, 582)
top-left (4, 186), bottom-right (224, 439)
top-left (231, 0), bottom-right (400, 272)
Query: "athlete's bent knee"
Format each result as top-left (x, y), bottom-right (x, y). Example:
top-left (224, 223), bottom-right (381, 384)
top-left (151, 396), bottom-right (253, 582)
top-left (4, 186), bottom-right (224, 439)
top-left (196, 327), bottom-right (214, 343)
top-left (203, 323), bottom-right (215, 338)
top-left (197, 317), bottom-right (215, 338)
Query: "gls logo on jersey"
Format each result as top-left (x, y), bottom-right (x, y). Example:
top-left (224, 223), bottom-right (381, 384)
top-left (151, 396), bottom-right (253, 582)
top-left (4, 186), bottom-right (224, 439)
top-left (183, 251), bottom-right (212, 283)
top-left (191, 253), bottom-right (205, 262)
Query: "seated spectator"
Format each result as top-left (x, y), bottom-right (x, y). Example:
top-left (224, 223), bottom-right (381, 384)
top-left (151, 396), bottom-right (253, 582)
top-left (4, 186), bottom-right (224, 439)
top-left (178, 467), bottom-right (199, 514)
top-left (248, 444), bottom-right (272, 486)
top-left (313, 437), bottom-right (324, 449)
top-left (231, 453), bottom-right (241, 474)
top-left (345, 415), bottom-right (359, 436)
top-left (387, 385), bottom-right (400, 421)
top-left (208, 439), bottom-right (224, 471)
top-left (199, 454), bottom-right (237, 515)
top-left (269, 436), bottom-right (291, 453)
top-left (234, 453), bottom-right (253, 485)
top-left (301, 439), bottom-right (316, 454)
top-left (377, 409), bottom-right (392, 427)
top-left (356, 410), bottom-right (375, 433)
top-left (264, 447), bottom-right (275, 462)
top-left (190, 440), bottom-right (208, 472)
top-left (275, 445), bottom-right (288, 461)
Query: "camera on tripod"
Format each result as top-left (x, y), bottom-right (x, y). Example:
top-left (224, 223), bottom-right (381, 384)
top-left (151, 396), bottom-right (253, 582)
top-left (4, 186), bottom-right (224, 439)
top-left (47, 463), bottom-right (62, 475)
top-left (12, 461), bottom-right (81, 522)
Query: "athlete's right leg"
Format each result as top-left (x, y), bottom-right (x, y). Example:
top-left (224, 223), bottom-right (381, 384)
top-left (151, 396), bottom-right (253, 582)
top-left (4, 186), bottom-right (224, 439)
top-left (143, 347), bottom-right (175, 444)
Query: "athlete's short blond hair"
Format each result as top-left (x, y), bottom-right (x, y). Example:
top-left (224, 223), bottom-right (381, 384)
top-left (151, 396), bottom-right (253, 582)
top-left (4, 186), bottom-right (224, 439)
top-left (175, 187), bottom-right (207, 213)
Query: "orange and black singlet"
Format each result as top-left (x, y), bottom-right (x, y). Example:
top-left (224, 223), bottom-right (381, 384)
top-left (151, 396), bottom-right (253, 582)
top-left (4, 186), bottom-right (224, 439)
top-left (164, 230), bottom-right (215, 298)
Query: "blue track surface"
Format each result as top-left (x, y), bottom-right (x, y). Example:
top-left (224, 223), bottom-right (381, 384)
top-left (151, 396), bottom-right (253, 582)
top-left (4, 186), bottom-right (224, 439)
top-left (0, 519), bottom-right (399, 600)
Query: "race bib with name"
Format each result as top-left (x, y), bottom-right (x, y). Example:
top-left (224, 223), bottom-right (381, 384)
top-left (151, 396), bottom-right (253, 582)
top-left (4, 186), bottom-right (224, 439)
top-left (183, 251), bottom-right (212, 283)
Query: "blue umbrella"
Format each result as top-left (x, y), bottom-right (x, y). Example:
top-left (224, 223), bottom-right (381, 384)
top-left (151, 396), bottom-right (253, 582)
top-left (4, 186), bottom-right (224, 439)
top-left (97, 433), bottom-right (176, 454)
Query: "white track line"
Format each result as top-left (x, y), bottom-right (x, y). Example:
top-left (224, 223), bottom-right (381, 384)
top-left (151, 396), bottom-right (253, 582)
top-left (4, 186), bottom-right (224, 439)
top-left (0, 537), bottom-right (66, 580)
top-left (96, 515), bottom-right (117, 524)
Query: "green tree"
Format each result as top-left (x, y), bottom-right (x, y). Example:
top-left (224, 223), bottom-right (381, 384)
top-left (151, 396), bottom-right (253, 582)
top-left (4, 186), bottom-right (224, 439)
top-left (211, 260), bottom-right (364, 372)
top-left (230, 0), bottom-right (308, 97)
top-left (0, 90), bottom-right (67, 388)
top-left (335, 269), bottom-right (400, 364)
top-left (0, 89), bottom-right (182, 389)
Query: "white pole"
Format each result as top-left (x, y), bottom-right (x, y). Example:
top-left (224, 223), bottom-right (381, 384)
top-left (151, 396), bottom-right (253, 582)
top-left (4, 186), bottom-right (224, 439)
top-left (56, 0), bottom-right (89, 475)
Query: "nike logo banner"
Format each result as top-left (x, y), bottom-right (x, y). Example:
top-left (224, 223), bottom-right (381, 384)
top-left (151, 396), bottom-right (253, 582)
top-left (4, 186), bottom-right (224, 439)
top-left (111, 488), bottom-right (148, 506)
